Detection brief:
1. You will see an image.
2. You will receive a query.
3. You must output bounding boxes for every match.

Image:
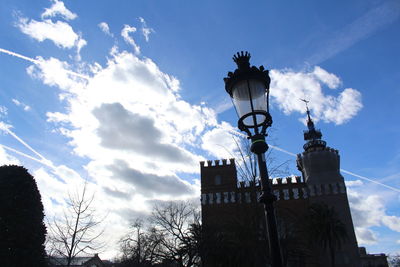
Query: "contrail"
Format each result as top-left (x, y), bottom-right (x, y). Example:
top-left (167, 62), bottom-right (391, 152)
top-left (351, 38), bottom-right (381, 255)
top-left (0, 48), bottom-right (90, 80)
top-left (0, 48), bottom-right (39, 64)
top-left (0, 123), bottom-right (56, 169)
top-left (307, 0), bottom-right (400, 65)
top-left (269, 144), bottom-right (297, 157)
top-left (0, 125), bottom-right (47, 161)
top-left (218, 124), bottom-right (400, 193)
top-left (341, 169), bottom-right (400, 193)
top-left (0, 144), bottom-right (51, 166)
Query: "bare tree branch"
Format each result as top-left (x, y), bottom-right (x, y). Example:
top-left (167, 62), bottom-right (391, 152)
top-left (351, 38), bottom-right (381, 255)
top-left (118, 201), bottom-right (201, 267)
top-left (46, 182), bottom-right (105, 267)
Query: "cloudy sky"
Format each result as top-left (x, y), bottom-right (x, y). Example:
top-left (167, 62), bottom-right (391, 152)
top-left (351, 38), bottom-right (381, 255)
top-left (0, 0), bottom-right (399, 258)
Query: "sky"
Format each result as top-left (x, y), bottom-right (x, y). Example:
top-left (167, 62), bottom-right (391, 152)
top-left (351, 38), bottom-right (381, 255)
top-left (0, 0), bottom-right (399, 259)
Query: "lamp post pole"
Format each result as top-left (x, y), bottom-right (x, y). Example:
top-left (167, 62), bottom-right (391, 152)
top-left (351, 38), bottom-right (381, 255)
top-left (254, 136), bottom-right (283, 267)
top-left (224, 51), bottom-right (283, 267)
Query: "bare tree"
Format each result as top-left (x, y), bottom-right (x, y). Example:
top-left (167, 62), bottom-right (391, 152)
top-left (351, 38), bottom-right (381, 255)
top-left (231, 136), bottom-right (290, 183)
top-left (389, 254), bottom-right (400, 267)
top-left (47, 183), bottom-right (104, 267)
top-left (151, 201), bottom-right (201, 266)
top-left (119, 201), bottom-right (201, 267)
top-left (119, 219), bottom-right (162, 266)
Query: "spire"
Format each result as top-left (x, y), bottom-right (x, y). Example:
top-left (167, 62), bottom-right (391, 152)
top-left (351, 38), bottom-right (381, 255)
top-left (300, 99), bottom-right (326, 151)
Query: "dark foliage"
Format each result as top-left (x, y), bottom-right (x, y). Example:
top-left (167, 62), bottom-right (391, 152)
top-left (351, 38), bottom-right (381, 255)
top-left (0, 165), bottom-right (47, 267)
top-left (277, 209), bottom-right (311, 266)
top-left (201, 222), bottom-right (268, 267)
top-left (303, 203), bottom-right (348, 267)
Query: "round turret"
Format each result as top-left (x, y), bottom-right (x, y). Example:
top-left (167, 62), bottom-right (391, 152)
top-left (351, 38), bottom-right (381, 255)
top-left (297, 147), bottom-right (344, 185)
top-left (297, 101), bottom-right (344, 185)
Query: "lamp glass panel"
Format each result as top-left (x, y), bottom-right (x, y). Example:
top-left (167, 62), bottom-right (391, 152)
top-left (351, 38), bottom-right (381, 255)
top-left (232, 79), bottom-right (267, 126)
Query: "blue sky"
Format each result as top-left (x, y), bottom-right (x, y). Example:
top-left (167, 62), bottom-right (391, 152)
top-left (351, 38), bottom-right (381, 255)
top-left (0, 0), bottom-right (399, 258)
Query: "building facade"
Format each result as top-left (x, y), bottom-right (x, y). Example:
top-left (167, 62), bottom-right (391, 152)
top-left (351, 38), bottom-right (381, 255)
top-left (200, 113), bottom-right (388, 266)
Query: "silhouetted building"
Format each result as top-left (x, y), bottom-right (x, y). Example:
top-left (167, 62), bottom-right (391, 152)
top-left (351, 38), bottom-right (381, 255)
top-left (200, 113), bottom-right (388, 266)
top-left (48, 253), bottom-right (105, 267)
top-left (359, 247), bottom-right (389, 267)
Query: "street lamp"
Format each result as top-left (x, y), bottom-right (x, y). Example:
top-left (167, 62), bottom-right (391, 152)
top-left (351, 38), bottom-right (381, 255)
top-left (224, 51), bottom-right (283, 267)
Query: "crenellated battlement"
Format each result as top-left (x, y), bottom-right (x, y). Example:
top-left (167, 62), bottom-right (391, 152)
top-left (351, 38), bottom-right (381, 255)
top-left (236, 176), bottom-right (305, 189)
top-left (273, 176), bottom-right (304, 185)
top-left (298, 146), bottom-right (339, 157)
top-left (201, 177), bottom-right (346, 205)
top-left (200, 158), bottom-right (235, 168)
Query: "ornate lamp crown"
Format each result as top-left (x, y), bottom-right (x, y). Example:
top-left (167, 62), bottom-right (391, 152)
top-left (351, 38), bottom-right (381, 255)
top-left (233, 51), bottom-right (251, 69)
top-left (224, 51), bottom-right (270, 97)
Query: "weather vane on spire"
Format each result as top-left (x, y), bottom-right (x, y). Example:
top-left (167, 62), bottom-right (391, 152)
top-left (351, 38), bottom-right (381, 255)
top-left (300, 99), bottom-right (326, 151)
top-left (300, 98), bottom-right (312, 122)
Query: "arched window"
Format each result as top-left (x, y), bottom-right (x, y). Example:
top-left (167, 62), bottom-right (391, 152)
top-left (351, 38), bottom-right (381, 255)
top-left (215, 175), bottom-right (222, 185)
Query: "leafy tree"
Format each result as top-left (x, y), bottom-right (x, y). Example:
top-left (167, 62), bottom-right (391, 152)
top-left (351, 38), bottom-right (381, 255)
top-left (304, 203), bottom-right (348, 267)
top-left (0, 165), bottom-right (47, 267)
top-left (47, 183), bottom-right (104, 267)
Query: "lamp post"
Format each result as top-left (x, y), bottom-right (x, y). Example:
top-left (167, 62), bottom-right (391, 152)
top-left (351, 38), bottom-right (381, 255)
top-left (224, 51), bottom-right (283, 267)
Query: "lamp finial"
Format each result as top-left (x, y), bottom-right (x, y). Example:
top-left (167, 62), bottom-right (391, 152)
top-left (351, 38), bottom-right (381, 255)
top-left (233, 51), bottom-right (251, 69)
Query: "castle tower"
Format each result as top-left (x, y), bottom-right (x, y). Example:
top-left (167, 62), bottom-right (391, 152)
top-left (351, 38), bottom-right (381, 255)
top-left (296, 104), bottom-right (361, 266)
top-left (200, 159), bottom-right (239, 229)
top-left (297, 103), bottom-right (342, 185)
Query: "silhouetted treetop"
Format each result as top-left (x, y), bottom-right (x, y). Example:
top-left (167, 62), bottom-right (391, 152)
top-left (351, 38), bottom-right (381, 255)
top-left (0, 165), bottom-right (47, 267)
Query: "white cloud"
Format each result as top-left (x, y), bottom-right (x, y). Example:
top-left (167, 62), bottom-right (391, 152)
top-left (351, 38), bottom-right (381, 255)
top-left (41, 0), bottom-right (77, 21)
top-left (0, 106), bottom-right (8, 117)
top-left (0, 146), bottom-right (21, 165)
top-left (121, 25), bottom-right (140, 54)
top-left (355, 227), bottom-right (378, 245)
top-left (201, 121), bottom-right (237, 159)
top-left (138, 17), bottom-right (154, 42)
top-left (28, 49), bottom-right (219, 213)
top-left (312, 66), bottom-right (341, 89)
top-left (26, 57), bottom-right (85, 99)
top-left (17, 17), bottom-right (85, 50)
top-left (12, 99), bottom-right (31, 111)
top-left (0, 121), bottom-right (12, 132)
top-left (348, 188), bottom-right (400, 245)
top-left (75, 36), bottom-right (87, 58)
top-left (212, 96), bottom-right (232, 114)
top-left (16, 1), bottom-right (86, 59)
top-left (270, 66), bottom-right (362, 125)
top-left (382, 216), bottom-right (400, 232)
top-left (98, 22), bottom-right (113, 36)
top-left (349, 191), bottom-right (384, 228)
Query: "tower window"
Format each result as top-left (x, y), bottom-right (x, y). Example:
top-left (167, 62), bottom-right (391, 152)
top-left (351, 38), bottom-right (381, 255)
top-left (215, 175), bottom-right (222, 185)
